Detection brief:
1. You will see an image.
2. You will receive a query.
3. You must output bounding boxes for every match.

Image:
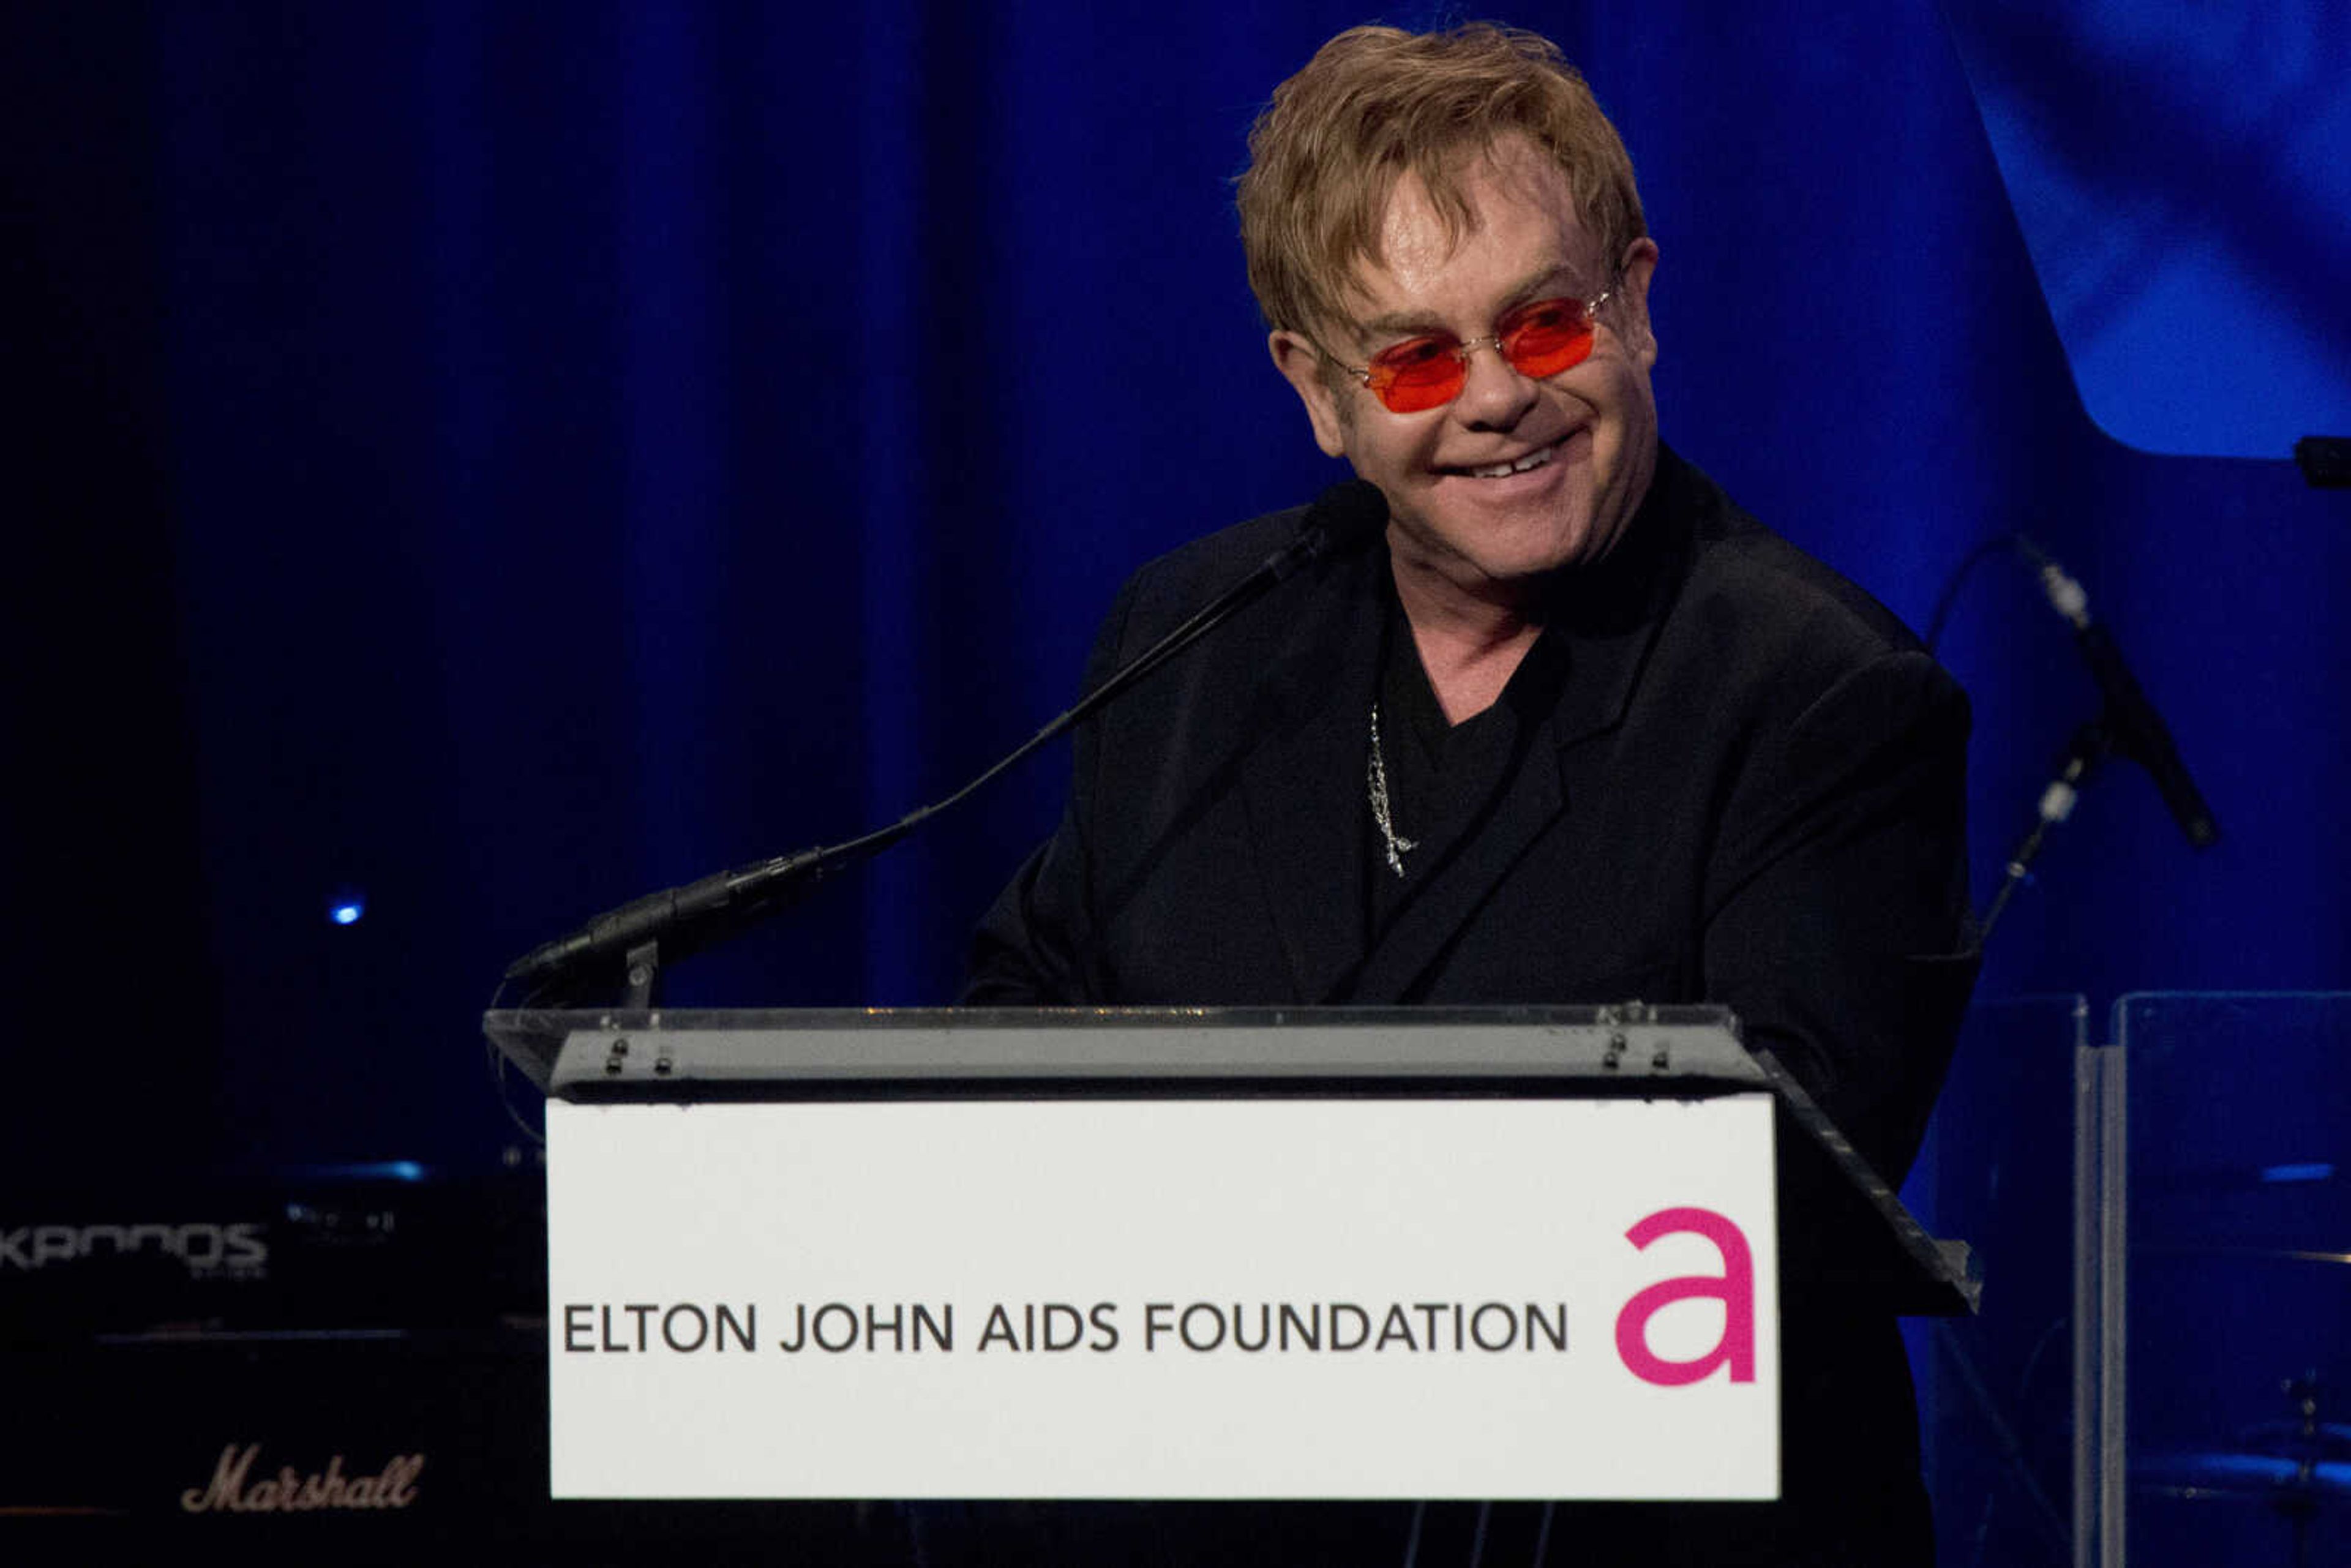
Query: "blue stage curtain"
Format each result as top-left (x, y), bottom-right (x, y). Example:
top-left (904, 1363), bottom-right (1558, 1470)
top-left (6, 1), bottom-right (2342, 1171)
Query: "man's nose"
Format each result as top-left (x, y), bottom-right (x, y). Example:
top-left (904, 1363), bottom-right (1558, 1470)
top-left (1453, 339), bottom-right (1542, 429)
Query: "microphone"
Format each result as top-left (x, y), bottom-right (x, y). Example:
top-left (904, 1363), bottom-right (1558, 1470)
top-left (2033, 555), bottom-right (2219, 850)
top-left (502, 479), bottom-right (1389, 993)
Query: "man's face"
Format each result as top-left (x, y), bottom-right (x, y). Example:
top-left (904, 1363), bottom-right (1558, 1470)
top-left (1272, 137), bottom-right (1660, 606)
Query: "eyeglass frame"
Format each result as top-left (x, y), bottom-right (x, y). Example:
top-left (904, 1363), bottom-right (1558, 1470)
top-left (1308, 281), bottom-right (1622, 413)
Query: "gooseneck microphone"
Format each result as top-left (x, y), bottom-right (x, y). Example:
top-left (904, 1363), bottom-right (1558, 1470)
top-left (1056, 477), bottom-right (1388, 729)
top-left (502, 479), bottom-right (1389, 995)
top-left (2031, 552), bottom-right (2219, 850)
top-left (1976, 541), bottom-right (2219, 943)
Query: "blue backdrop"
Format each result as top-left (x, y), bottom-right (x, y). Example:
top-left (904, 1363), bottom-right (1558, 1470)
top-left (9, 2), bottom-right (2344, 1182)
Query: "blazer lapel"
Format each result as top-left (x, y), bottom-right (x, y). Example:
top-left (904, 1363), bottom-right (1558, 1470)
top-left (1239, 547), bottom-right (1385, 1003)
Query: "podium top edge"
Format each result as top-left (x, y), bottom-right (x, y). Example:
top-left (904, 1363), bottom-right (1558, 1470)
top-left (486, 1002), bottom-right (1739, 1030)
top-left (484, 1004), bottom-right (1752, 1101)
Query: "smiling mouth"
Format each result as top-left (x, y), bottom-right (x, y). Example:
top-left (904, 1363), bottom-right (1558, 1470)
top-left (1453, 438), bottom-right (1562, 480)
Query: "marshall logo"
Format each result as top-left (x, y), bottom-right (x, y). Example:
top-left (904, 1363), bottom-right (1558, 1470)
top-left (179, 1444), bottom-right (425, 1514)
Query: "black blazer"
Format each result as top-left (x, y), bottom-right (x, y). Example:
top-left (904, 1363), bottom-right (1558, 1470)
top-left (970, 447), bottom-right (1975, 1188)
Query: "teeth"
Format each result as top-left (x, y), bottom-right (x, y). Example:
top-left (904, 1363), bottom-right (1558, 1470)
top-left (1465, 443), bottom-right (1557, 479)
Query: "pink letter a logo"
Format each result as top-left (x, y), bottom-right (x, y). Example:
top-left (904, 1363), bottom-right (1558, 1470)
top-left (1613, 1206), bottom-right (1756, 1386)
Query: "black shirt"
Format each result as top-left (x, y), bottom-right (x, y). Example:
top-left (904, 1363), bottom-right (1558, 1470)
top-left (1365, 582), bottom-right (1572, 954)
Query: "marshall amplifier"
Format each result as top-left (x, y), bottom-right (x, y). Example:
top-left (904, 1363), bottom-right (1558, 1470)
top-left (0, 1158), bottom-right (909, 1559)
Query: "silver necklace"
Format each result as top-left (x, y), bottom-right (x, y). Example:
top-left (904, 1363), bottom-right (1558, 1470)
top-left (1367, 701), bottom-right (1416, 877)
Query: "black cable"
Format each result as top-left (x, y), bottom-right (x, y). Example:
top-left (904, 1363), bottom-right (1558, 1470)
top-left (1925, 532), bottom-right (2031, 655)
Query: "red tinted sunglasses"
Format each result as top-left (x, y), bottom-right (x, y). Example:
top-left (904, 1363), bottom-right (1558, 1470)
top-left (1328, 288), bottom-right (1616, 413)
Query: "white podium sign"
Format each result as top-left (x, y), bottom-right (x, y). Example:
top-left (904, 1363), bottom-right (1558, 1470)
top-left (545, 1093), bottom-right (1777, 1500)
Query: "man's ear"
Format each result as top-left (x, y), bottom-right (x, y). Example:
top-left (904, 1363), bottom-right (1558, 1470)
top-left (1270, 330), bottom-right (1350, 459)
top-left (1615, 237), bottom-right (1660, 372)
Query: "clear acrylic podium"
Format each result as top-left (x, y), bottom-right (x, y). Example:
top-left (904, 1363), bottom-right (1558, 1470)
top-left (2079, 992), bottom-right (2351, 1568)
top-left (1908, 992), bottom-right (2350, 1568)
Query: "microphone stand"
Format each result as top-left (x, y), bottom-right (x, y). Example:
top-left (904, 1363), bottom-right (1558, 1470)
top-left (1979, 720), bottom-right (2109, 946)
top-left (502, 480), bottom-right (1388, 1006)
top-left (1944, 538), bottom-right (2220, 950)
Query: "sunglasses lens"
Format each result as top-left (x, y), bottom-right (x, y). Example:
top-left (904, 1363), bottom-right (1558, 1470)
top-left (1367, 339), bottom-right (1468, 413)
top-left (1501, 300), bottom-right (1597, 379)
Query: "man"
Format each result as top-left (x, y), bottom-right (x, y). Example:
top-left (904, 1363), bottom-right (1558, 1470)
top-left (968, 22), bottom-right (1974, 1564)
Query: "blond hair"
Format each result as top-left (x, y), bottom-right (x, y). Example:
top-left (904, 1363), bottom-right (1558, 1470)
top-left (1237, 23), bottom-right (1646, 336)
